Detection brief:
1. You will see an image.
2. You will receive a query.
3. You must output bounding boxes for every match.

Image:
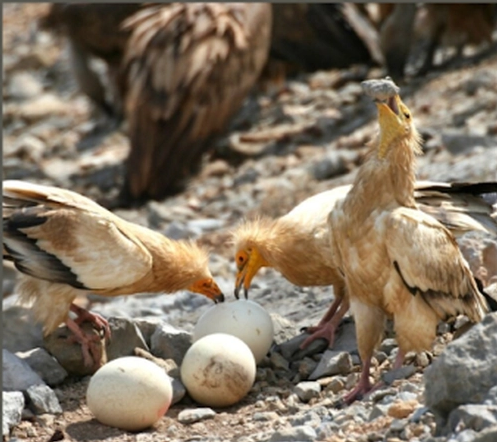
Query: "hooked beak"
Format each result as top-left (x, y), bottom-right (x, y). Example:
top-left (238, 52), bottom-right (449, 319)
top-left (375, 94), bottom-right (401, 117)
top-left (188, 278), bottom-right (225, 303)
top-left (234, 250), bottom-right (267, 300)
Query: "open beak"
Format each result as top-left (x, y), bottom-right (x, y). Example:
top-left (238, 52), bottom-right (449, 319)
top-left (375, 94), bottom-right (401, 117)
top-left (188, 278), bottom-right (225, 303)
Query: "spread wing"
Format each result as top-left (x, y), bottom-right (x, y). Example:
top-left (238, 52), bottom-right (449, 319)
top-left (3, 181), bottom-right (152, 291)
top-left (120, 3), bottom-right (272, 200)
top-left (386, 207), bottom-right (488, 322)
top-left (415, 181), bottom-right (497, 236)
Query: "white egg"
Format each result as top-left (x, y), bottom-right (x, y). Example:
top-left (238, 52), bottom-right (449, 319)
top-left (193, 299), bottom-right (274, 363)
top-left (86, 356), bottom-right (172, 431)
top-left (181, 333), bottom-right (256, 407)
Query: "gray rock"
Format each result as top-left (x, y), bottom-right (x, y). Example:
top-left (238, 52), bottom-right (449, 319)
top-left (3, 349), bottom-right (44, 391)
top-left (309, 351), bottom-right (352, 380)
top-left (410, 406), bottom-right (430, 423)
top-left (7, 72), bottom-right (43, 100)
top-left (15, 348), bottom-right (68, 387)
top-left (171, 377), bottom-right (186, 405)
top-left (2, 391), bottom-right (25, 437)
top-left (441, 131), bottom-right (496, 155)
top-left (369, 404), bottom-right (389, 421)
top-left (151, 323), bottom-right (192, 365)
top-left (2, 305), bottom-right (44, 353)
top-left (288, 410), bottom-right (322, 427)
top-left (425, 313), bottom-right (497, 419)
top-left (484, 386), bottom-right (497, 405)
top-left (269, 352), bottom-right (290, 371)
top-left (381, 365), bottom-right (417, 385)
top-left (268, 425), bottom-right (317, 442)
top-left (26, 384), bottom-right (62, 415)
top-left (253, 411), bottom-right (279, 422)
top-left (270, 313), bottom-right (298, 345)
top-left (105, 317), bottom-right (149, 362)
top-left (177, 408), bottom-right (216, 424)
top-left (276, 333), bottom-right (328, 362)
top-left (310, 151), bottom-right (348, 181)
top-left (133, 317), bottom-right (165, 346)
top-left (379, 338), bottom-right (398, 355)
top-left (294, 381), bottom-right (321, 402)
top-left (471, 425), bottom-right (497, 442)
top-left (447, 404), bottom-right (497, 433)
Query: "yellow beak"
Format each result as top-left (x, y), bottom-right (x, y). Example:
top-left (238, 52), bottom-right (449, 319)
top-left (188, 278), bottom-right (225, 303)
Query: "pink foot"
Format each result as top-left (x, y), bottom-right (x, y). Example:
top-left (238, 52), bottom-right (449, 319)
top-left (300, 321), bottom-right (337, 349)
top-left (70, 304), bottom-right (111, 340)
top-left (65, 317), bottom-right (104, 369)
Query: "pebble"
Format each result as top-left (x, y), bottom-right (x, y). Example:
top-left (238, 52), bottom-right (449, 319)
top-left (381, 365), bottom-right (417, 385)
top-left (177, 408), bottom-right (216, 424)
top-left (25, 384), bottom-right (62, 415)
top-left (388, 399), bottom-right (420, 419)
top-left (309, 351), bottom-right (352, 380)
top-left (268, 425), bottom-right (317, 442)
top-left (15, 348), bottom-right (68, 387)
top-left (294, 381), bottom-right (321, 403)
top-left (3, 391), bottom-right (25, 437)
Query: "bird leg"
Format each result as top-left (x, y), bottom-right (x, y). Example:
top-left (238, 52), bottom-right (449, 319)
top-left (70, 303), bottom-right (111, 340)
top-left (65, 317), bottom-right (104, 369)
top-left (300, 297), bottom-right (349, 349)
top-left (343, 357), bottom-right (374, 404)
top-left (344, 348), bottom-right (406, 405)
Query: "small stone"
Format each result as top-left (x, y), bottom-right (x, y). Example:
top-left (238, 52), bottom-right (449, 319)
top-left (379, 338), bottom-right (398, 355)
top-left (15, 348), bottom-right (68, 387)
top-left (177, 408), bottom-right (216, 424)
top-left (270, 352), bottom-right (290, 371)
top-left (171, 377), bottom-right (186, 405)
top-left (270, 313), bottom-right (299, 345)
top-left (294, 381), bottom-right (321, 402)
top-left (7, 72), bottom-right (43, 100)
top-left (389, 418), bottom-right (407, 432)
top-left (409, 406), bottom-right (430, 423)
top-left (447, 404), bottom-right (497, 433)
top-left (288, 410), bottom-right (322, 427)
top-left (369, 404), bottom-right (389, 421)
top-left (472, 425), bottom-right (497, 442)
top-left (309, 351), bottom-right (352, 380)
top-left (381, 365), bottom-right (416, 384)
top-left (26, 384), bottom-right (62, 415)
top-left (3, 349), bottom-right (44, 391)
top-left (151, 323), bottom-right (192, 366)
top-left (388, 399), bottom-right (419, 419)
top-left (269, 425), bottom-right (317, 442)
top-left (17, 93), bottom-right (72, 123)
top-left (298, 357), bottom-right (318, 378)
top-left (3, 391), bottom-right (25, 437)
top-left (253, 411), bottom-right (279, 422)
top-left (324, 377), bottom-right (346, 394)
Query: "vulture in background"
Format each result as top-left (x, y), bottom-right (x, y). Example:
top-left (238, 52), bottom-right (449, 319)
top-left (42, 3), bottom-right (272, 203)
top-left (232, 180), bottom-right (497, 349)
top-left (327, 79), bottom-right (496, 404)
top-left (3, 180), bottom-right (224, 370)
top-left (378, 4), bottom-right (497, 80)
top-left (120, 3), bottom-right (272, 201)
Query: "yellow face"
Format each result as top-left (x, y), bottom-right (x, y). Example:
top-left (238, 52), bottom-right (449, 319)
top-left (376, 94), bottom-right (414, 158)
top-left (234, 246), bottom-right (269, 299)
top-left (188, 277), bottom-right (225, 303)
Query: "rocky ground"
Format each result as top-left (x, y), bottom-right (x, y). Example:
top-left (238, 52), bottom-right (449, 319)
top-left (3, 4), bottom-right (497, 442)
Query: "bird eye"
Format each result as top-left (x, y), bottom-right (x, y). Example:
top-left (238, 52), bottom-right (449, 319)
top-left (236, 251), bottom-right (248, 269)
top-left (404, 112), bottom-right (410, 119)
